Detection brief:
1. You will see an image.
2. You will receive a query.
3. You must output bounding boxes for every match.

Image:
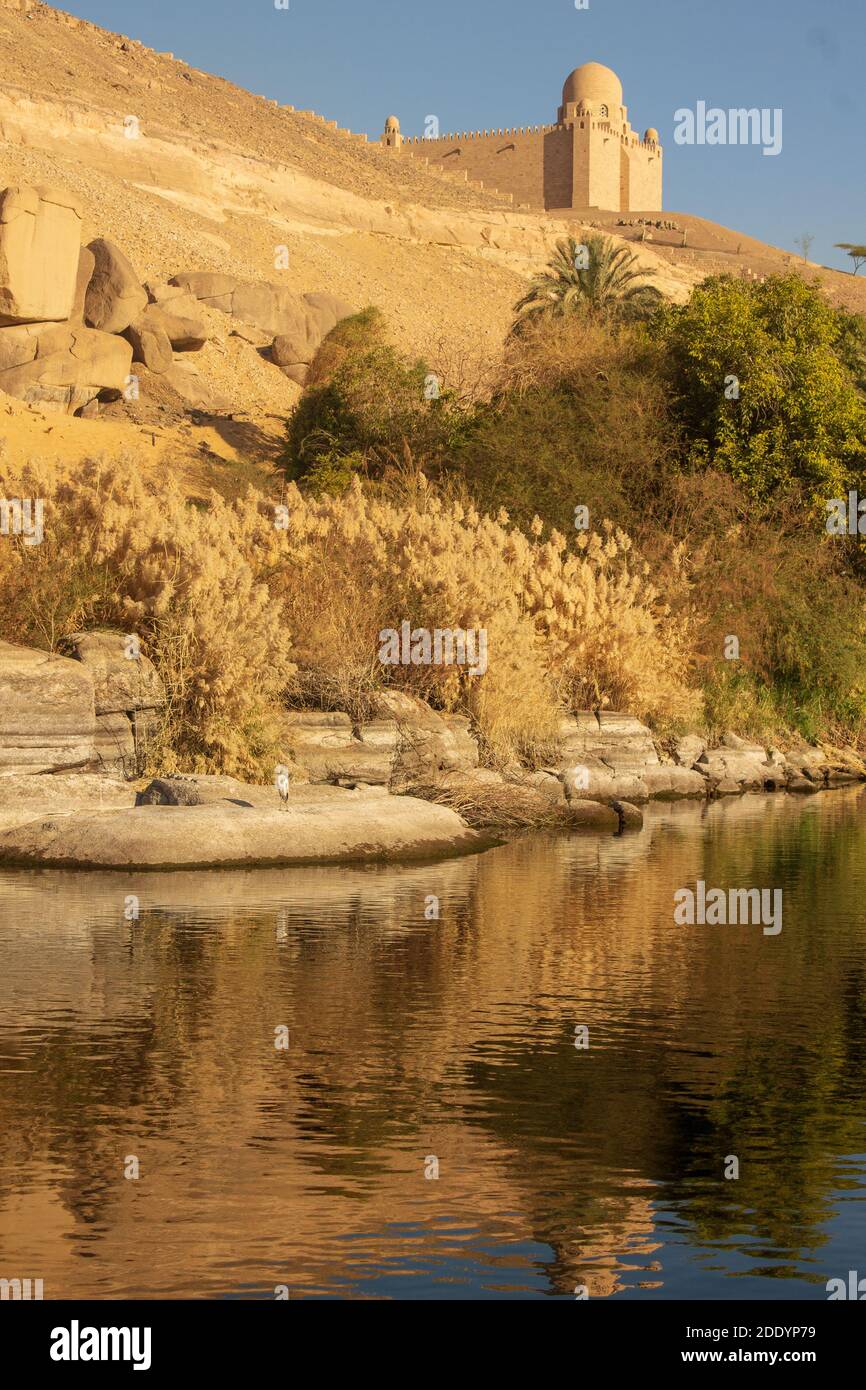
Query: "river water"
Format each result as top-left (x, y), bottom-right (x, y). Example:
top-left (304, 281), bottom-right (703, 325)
top-left (1, 788), bottom-right (865, 1301)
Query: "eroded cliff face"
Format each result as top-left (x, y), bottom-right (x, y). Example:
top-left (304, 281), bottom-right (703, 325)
top-left (7, 0), bottom-right (852, 484)
top-left (0, 1), bottom-right (696, 459)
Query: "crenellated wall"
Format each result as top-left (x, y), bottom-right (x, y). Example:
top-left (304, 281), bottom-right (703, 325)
top-left (397, 117), bottom-right (661, 213)
top-left (401, 123), bottom-right (571, 208)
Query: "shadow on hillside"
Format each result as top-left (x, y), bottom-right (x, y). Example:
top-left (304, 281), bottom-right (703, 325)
top-left (196, 412), bottom-right (283, 466)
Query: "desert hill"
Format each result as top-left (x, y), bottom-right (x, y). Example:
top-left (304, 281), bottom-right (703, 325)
top-left (0, 0), bottom-right (863, 491)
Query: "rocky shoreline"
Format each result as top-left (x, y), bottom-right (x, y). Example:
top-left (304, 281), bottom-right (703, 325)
top-left (0, 784), bottom-right (490, 870)
top-left (1, 636), bottom-right (864, 869)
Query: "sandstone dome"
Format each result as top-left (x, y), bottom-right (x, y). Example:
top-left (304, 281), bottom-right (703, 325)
top-left (562, 62), bottom-right (623, 111)
top-left (644, 127), bottom-right (659, 143)
top-left (385, 115), bottom-right (400, 132)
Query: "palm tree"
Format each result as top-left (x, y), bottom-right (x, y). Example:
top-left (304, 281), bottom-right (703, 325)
top-left (511, 234), bottom-right (663, 334)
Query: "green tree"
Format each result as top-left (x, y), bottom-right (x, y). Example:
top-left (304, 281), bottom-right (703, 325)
top-left (835, 243), bottom-right (866, 274)
top-left (452, 319), bottom-right (677, 535)
top-left (659, 274), bottom-right (866, 502)
top-left (281, 312), bottom-right (466, 492)
top-left (511, 234), bottom-right (662, 334)
top-left (834, 310), bottom-right (866, 397)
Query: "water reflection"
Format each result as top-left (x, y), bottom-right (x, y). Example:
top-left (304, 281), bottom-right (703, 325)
top-left (1, 788), bottom-right (866, 1299)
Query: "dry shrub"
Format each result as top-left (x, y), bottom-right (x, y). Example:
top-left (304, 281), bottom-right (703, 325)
top-left (0, 455), bottom-right (293, 776)
top-left (0, 456), bottom-right (697, 772)
top-left (643, 469), bottom-right (866, 740)
top-left (454, 316), bottom-right (681, 539)
top-left (268, 477), bottom-right (699, 758)
top-left (526, 521), bottom-right (698, 721)
top-left (402, 776), bottom-right (563, 830)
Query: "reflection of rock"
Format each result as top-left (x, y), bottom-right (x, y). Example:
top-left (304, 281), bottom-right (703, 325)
top-left (0, 842), bottom-right (482, 940)
top-left (1, 786), bottom-right (863, 1297)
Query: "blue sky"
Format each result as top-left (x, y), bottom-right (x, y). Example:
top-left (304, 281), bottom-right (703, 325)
top-left (65, 0), bottom-right (864, 273)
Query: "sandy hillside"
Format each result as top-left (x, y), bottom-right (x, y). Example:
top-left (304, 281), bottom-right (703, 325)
top-left (0, 0), bottom-right (862, 492)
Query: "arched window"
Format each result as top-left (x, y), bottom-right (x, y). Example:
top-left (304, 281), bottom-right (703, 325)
top-left (599, 104), bottom-right (609, 118)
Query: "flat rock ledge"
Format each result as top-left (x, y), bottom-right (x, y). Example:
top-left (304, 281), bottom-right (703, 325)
top-left (0, 792), bottom-right (489, 870)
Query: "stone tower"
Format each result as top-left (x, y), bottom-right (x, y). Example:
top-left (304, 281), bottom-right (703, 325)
top-left (382, 61), bottom-right (662, 213)
top-left (382, 115), bottom-right (402, 150)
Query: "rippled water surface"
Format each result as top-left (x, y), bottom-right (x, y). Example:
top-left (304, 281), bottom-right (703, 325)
top-left (2, 789), bottom-right (866, 1300)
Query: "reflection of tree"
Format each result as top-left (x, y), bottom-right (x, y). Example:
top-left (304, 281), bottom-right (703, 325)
top-left (0, 1020), bottom-right (157, 1228)
top-left (456, 792), bottom-right (866, 1291)
top-left (1, 789), bottom-right (866, 1296)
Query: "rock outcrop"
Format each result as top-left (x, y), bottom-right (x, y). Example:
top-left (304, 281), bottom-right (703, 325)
top-left (70, 245), bottom-right (96, 323)
top-left (0, 793), bottom-right (487, 869)
top-left (125, 303), bottom-right (207, 373)
top-left (2, 633), bottom-right (863, 841)
top-left (282, 710), bottom-right (393, 785)
top-left (556, 711), bottom-right (866, 803)
top-left (276, 700), bottom-right (866, 811)
top-left (124, 310), bottom-right (173, 373)
top-left (136, 774), bottom-right (279, 808)
top-left (84, 238), bottom-right (148, 334)
top-left (0, 322), bottom-right (132, 412)
top-left (282, 694), bottom-right (481, 787)
top-left (66, 631), bottom-right (165, 775)
top-left (142, 303), bottom-right (206, 352)
top-left (169, 272), bottom-right (353, 384)
top-left (0, 772), bottom-right (136, 833)
top-left (0, 636), bottom-right (164, 776)
top-left (0, 184), bottom-right (82, 324)
top-left (0, 640), bottom-right (95, 773)
top-left (0, 192), bottom-right (140, 412)
top-left (0, 179), bottom-right (354, 411)
top-left (558, 712), bottom-right (703, 803)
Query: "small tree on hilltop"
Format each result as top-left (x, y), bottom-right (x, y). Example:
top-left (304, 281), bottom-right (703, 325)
top-left (835, 242), bottom-right (866, 275)
top-left (511, 234), bottom-right (663, 334)
top-left (794, 233), bottom-right (815, 263)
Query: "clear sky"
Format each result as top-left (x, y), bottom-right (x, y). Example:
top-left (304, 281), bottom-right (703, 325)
top-left (63, 0), bottom-right (864, 273)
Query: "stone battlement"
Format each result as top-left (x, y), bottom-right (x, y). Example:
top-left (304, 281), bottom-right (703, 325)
top-left (380, 62), bottom-right (663, 213)
top-left (404, 124), bottom-right (559, 143)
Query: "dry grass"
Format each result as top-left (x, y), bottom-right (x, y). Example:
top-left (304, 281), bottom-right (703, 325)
top-left (0, 454), bottom-right (698, 774)
top-left (400, 776), bottom-right (565, 830)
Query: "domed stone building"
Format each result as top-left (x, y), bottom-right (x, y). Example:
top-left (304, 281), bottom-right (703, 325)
top-left (381, 61), bottom-right (662, 213)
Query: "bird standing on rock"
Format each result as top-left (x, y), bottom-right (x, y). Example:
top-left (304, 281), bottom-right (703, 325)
top-left (275, 766), bottom-right (291, 811)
